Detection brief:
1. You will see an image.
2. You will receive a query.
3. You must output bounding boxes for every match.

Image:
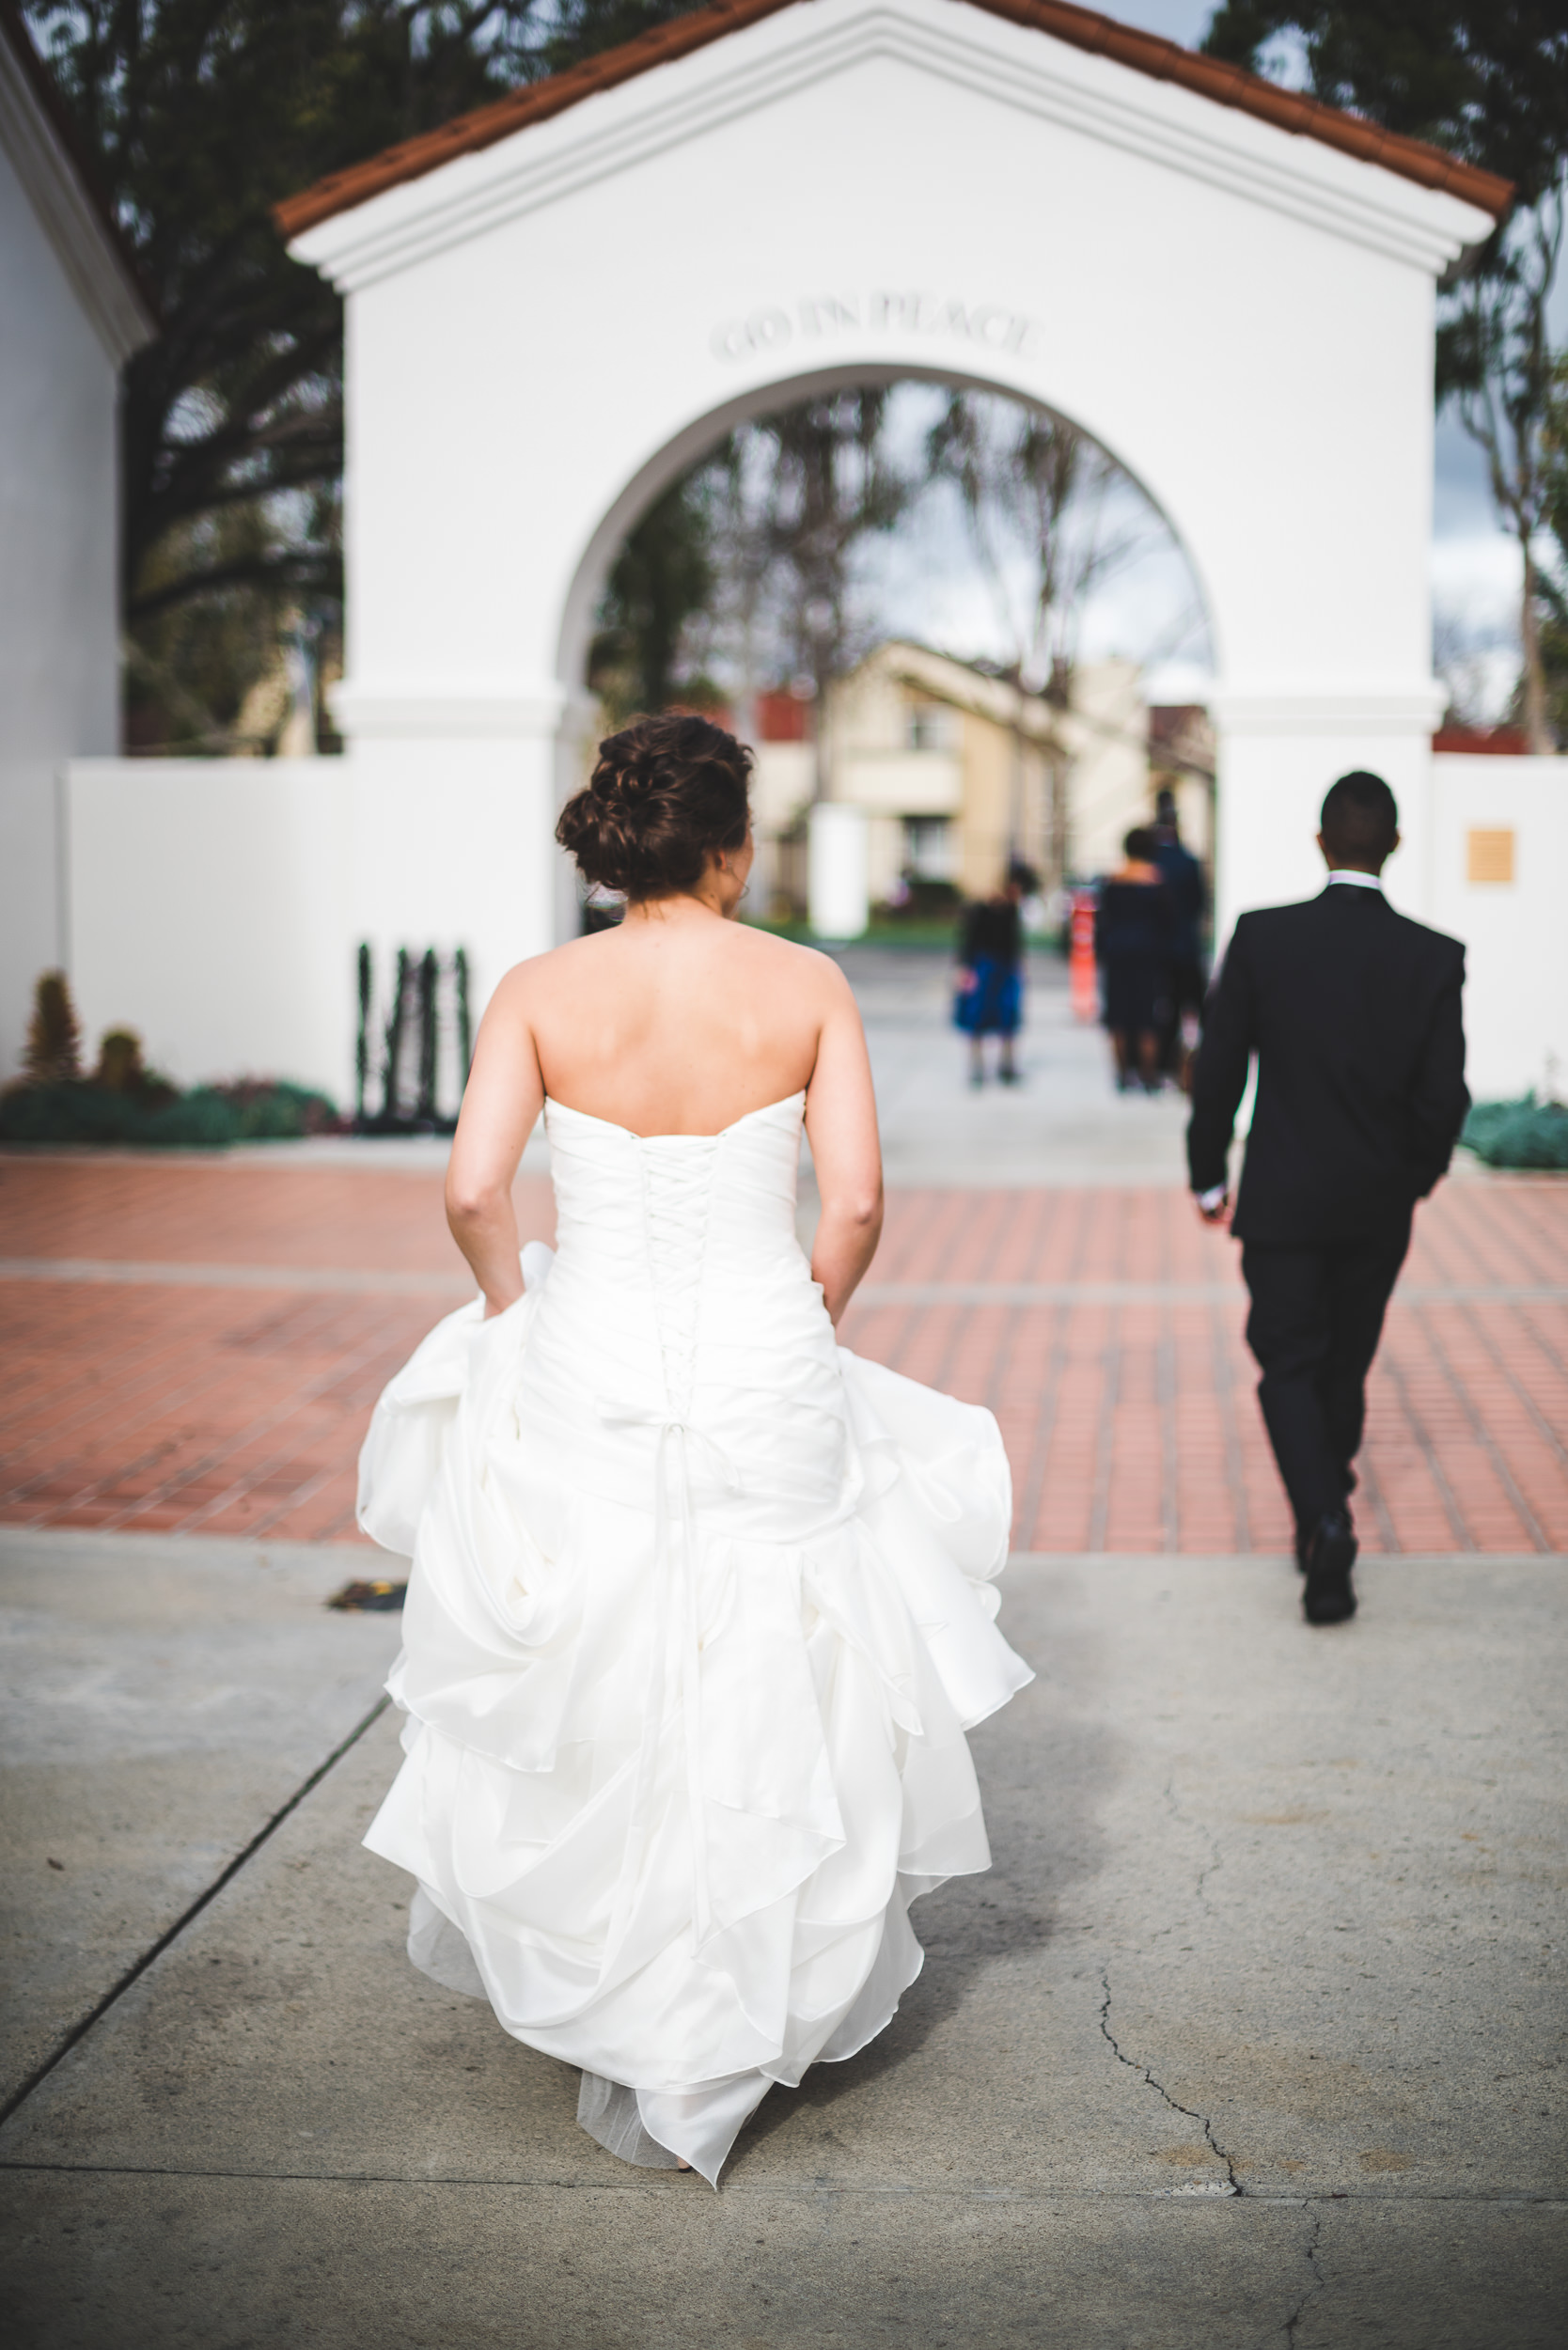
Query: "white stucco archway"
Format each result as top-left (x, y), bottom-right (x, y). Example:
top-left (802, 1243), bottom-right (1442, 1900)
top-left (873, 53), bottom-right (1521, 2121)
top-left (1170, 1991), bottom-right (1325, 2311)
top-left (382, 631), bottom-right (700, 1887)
top-left (549, 355), bottom-right (1219, 933)
top-left (550, 357), bottom-right (1216, 692)
top-left (283, 0), bottom-right (1505, 1016)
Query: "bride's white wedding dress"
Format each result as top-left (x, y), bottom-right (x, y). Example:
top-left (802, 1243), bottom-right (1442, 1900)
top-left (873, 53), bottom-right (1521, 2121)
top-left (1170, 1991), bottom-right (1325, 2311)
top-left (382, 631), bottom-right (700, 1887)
top-left (357, 1089), bottom-right (1032, 2184)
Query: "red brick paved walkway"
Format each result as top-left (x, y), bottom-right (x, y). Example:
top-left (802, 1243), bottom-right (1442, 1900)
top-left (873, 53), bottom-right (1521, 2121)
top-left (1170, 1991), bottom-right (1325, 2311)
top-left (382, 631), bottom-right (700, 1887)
top-left (2, 1154), bottom-right (1564, 1555)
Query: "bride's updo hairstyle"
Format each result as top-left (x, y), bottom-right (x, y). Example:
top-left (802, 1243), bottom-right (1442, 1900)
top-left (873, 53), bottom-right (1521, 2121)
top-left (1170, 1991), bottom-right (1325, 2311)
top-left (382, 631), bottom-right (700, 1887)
top-left (557, 713), bottom-right (753, 901)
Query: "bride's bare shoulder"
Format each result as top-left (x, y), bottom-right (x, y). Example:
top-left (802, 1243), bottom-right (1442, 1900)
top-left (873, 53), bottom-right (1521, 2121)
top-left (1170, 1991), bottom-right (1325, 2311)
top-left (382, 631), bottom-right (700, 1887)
top-left (486, 922), bottom-right (850, 1012)
top-left (487, 933), bottom-right (613, 1005)
top-left (728, 925), bottom-right (854, 995)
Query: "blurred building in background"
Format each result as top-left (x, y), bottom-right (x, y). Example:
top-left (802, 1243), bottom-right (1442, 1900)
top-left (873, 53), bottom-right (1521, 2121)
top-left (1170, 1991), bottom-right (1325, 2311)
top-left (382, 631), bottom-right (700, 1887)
top-left (749, 643), bottom-right (1213, 922)
top-left (1146, 703), bottom-right (1216, 869)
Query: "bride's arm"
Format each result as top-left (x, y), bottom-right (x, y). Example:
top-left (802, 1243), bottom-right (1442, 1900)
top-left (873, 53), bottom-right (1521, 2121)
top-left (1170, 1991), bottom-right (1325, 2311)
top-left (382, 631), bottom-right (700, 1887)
top-left (445, 965), bottom-right (547, 1317)
top-left (803, 966), bottom-right (884, 1325)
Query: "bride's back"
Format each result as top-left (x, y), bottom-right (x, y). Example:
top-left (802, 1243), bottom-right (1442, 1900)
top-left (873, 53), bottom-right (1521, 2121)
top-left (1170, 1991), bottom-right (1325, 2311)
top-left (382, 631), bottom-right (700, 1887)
top-left (525, 911), bottom-right (835, 1138)
top-left (476, 713), bottom-right (862, 1141)
top-left (448, 713), bottom-right (882, 1325)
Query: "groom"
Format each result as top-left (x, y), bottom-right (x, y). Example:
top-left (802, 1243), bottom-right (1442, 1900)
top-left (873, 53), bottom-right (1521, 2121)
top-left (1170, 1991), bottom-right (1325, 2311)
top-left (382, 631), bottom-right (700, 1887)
top-left (1187, 772), bottom-right (1469, 1624)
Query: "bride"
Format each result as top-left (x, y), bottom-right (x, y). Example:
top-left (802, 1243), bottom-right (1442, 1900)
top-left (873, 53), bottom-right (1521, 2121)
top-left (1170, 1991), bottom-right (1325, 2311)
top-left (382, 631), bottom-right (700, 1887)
top-left (357, 712), bottom-right (1032, 2185)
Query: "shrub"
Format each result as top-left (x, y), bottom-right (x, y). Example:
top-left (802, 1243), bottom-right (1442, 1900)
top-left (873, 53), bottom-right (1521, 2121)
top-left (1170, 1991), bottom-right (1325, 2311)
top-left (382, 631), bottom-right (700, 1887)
top-left (0, 1079), bottom-right (345, 1150)
top-left (4, 973), bottom-right (345, 1149)
top-left (206, 1079), bottom-right (345, 1139)
top-left (0, 1081), bottom-right (241, 1149)
top-left (1462, 1095), bottom-right (1568, 1171)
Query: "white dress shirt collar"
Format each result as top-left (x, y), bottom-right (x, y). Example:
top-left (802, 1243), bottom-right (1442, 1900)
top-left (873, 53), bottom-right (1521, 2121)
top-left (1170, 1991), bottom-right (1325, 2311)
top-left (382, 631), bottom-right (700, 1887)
top-left (1325, 868), bottom-right (1384, 891)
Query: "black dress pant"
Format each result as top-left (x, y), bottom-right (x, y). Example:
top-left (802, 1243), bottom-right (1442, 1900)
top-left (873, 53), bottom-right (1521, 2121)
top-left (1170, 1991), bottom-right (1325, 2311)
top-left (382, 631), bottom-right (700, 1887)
top-left (1240, 1214), bottom-right (1412, 1543)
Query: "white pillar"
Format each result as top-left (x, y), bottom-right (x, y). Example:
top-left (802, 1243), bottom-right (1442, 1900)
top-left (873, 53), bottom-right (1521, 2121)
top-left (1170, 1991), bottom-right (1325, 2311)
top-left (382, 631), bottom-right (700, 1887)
top-left (808, 803), bottom-right (870, 939)
top-left (1211, 684), bottom-right (1446, 945)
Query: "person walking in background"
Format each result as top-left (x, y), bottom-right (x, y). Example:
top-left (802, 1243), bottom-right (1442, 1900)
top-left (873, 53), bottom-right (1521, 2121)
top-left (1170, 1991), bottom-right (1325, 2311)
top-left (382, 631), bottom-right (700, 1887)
top-left (1094, 828), bottom-right (1175, 1092)
top-left (1151, 788), bottom-right (1207, 1089)
top-left (954, 865), bottom-right (1027, 1086)
top-left (1187, 772), bottom-right (1468, 1626)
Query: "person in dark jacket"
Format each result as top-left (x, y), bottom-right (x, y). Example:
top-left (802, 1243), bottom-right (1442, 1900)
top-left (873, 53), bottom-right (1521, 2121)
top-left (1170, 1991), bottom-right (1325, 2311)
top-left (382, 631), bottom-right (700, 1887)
top-left (1151, 788), bottom-right (1207, 1086)
top-left (955, 870), bottom-right (1026, 1086)
top-left (1187, 772), bottom-right (1468, 1625)
top-left (1095, 828), bottom-right (1176, 1091)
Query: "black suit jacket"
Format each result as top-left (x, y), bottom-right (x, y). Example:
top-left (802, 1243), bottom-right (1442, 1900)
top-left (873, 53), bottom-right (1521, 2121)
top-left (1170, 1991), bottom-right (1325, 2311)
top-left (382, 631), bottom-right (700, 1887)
top-left (1187, 885), bottom-right (1469, 1244)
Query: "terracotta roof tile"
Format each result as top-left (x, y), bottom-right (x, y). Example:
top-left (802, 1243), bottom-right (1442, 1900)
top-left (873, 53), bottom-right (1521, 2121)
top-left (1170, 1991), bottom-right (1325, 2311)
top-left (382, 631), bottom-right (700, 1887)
top-left (274, 0), bottom-right (1513, 243)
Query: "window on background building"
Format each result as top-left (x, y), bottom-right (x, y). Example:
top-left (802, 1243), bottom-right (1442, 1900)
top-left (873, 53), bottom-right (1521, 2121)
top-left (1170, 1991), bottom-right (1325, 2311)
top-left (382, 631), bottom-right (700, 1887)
top-left (904, 817), bottom-right (954, 878)
top-left (907, 701), bottom-right (958, 753)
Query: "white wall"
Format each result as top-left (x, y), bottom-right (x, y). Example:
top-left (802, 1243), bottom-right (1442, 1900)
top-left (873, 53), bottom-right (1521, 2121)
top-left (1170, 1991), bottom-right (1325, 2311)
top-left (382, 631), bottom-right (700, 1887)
top-left (65, 760), bottom-right (356, 1100)
top-left (50, 758), bottom-right (1559, 1117)
top-left (0, 140), bottom-right (120, 1077)
top-left (1431, 756), bottom-right (1568, 1102)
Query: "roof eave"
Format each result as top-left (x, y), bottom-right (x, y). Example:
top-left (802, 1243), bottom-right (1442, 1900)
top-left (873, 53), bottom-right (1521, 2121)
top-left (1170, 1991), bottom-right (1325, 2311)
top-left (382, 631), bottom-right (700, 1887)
top-left (274, 0), bottom-right (1513, 245)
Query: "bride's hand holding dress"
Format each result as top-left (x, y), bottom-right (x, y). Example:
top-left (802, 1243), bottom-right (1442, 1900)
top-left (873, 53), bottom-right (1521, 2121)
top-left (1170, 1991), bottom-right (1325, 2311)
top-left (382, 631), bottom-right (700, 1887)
top-left (356, 713), bottom-right (1032, 2185)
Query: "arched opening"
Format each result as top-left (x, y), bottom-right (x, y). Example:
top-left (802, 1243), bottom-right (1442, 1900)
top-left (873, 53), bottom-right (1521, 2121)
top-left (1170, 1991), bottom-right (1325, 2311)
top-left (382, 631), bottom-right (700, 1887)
top-left (555, 364), bottom-right (1217, 943)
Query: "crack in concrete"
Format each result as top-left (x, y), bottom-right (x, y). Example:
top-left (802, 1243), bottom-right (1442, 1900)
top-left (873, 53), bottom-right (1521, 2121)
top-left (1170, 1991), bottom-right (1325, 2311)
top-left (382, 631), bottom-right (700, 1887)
top-left (1097, 1970), bottom-right (1242, 2195)
top-left (1162, 1772), bottom-right (1224, 1914)
top-left (1281, 2210), bottom-right (1325, 2344)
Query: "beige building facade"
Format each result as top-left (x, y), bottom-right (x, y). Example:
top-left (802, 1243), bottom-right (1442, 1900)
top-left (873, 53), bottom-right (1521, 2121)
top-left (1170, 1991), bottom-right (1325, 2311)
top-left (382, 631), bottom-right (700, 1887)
top-left (751, 641), bottom-right (1211, 918)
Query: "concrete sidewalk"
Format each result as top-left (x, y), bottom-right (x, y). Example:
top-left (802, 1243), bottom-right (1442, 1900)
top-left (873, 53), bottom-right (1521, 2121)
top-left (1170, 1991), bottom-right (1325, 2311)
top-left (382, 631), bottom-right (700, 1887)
top-left (2, 1528), bottom-right (1561, 2346)
top-left (0, 1531), bottom-right (400, 2111)
top-left (840, 947), bottom-right (1194, 1189)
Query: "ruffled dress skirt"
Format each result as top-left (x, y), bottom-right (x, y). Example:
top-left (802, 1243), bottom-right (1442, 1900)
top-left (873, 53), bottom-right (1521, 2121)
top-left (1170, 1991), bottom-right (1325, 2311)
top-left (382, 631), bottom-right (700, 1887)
top-left (357, 1093), bottom-right (1032, 2184)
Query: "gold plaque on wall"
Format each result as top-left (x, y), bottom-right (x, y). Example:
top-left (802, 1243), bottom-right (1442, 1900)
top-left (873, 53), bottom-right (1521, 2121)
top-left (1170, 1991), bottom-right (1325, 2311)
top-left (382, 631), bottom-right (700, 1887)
top-left (1466, 828), bottom-right (1515, 885)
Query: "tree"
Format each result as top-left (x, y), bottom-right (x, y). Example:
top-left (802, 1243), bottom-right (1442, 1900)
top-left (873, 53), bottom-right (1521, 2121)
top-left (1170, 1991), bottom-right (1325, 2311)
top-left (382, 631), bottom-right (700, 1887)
top-left (927, 391), bottom-right (1165, 885)
top-left (20, 0), bottom-right (701, 748)
top-left (739, 393), bottom-right (915, 799)
top-left (1202, 5), bottom-right (1568, 750)
top-left (1442, 187), bottom-right (1564, 749)
top-left (927, 394), bottom-right (1134, 692)
top-left (1536, 353), bottom-right (1568, 738)
top-left (588, 473), bottom-right (718, 720)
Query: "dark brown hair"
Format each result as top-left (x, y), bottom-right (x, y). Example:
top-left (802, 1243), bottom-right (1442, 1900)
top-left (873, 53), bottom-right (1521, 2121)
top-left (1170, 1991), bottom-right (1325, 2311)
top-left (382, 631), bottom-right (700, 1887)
top-left (556, 713), bottom-right (752, 899)
top-left (1321, 770), bottom-right (1398, 864)
top-left (1123, 826), bottom-right (1157, 863)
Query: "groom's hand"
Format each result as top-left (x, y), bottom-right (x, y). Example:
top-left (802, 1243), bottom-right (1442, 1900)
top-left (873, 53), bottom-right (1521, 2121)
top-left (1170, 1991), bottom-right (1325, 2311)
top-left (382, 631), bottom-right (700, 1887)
top-left (1195, 1184), bottom-right (1231, 1228)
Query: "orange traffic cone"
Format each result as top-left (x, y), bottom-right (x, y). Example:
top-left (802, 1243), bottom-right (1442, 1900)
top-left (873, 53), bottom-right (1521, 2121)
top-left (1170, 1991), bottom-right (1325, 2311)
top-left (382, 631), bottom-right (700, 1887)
top-left (1069, 887), bottom-right (1098, 1024)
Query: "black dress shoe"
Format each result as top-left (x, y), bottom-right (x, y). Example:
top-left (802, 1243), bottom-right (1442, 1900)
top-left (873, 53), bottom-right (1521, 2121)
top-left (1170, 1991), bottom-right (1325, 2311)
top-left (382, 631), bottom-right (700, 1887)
top-left (1302, 1512), bottom-right (1357, 1624)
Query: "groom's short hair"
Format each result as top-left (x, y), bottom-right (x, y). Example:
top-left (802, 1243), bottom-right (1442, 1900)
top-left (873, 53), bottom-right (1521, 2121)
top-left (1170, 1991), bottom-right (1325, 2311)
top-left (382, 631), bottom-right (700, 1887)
top-left (1321, 771), bottom-right (1398, 863)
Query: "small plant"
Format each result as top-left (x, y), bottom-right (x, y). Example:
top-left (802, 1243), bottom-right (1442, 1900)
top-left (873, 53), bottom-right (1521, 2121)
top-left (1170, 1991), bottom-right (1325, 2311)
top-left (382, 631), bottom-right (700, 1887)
top-left (24, 972), bottom-right (82, 1084)
top-left (355, 942), bottom-right (372, 1120)
top-left (1463, 1094), bottom-right (1568, 1171)
top-left (354, 942), bottom-right (471, 1135)
top-left (91, 1028), bottom-right (179, 1107)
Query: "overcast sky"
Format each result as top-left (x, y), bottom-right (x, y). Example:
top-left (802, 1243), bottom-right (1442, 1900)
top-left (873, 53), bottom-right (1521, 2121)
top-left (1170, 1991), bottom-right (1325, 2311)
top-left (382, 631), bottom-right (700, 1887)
top-left (1101, 0), bottom-right (1213, 39)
